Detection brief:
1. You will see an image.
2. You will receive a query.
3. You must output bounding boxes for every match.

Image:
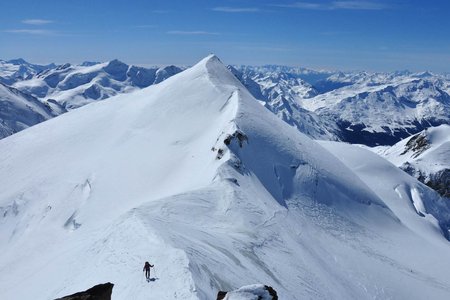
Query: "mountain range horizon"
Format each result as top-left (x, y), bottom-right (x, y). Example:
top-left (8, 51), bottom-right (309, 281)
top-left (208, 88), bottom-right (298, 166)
top-left (2, 56), bottom-right (448, 75)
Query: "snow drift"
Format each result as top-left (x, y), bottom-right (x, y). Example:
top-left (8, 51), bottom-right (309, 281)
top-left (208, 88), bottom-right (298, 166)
top-left (1, 55), bottom-right (450, 300)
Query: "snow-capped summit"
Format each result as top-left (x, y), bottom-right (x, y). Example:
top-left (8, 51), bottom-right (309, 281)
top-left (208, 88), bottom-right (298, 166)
top-left (0, 58), bottom-right (55, 85)
top-left (1, 55), bottom-right (450, 300)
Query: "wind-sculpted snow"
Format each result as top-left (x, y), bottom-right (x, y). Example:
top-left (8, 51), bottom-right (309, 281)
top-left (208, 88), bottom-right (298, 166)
top-left (1, 55), bottom-right (450, 300)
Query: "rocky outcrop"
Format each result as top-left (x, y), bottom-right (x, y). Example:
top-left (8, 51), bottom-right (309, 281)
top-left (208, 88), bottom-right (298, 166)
top-left (425, 169), bottom-right (450, 198)
top-left (55, 282), bottom-right (114, 300)
top-left (224, 130), bottom-right (248, 148)
top-left (401, 132), bottom-right (430, 157)
top-left (401, 164), bottom-right (450, 199)
top-left (217, 284), bottom-right (278, 300)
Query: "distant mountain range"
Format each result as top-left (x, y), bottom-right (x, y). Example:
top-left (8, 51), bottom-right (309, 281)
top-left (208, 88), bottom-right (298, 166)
top-left (235, 65), bottom-right (450, 146)
top-left (1, 58), bottom-right (449, 146)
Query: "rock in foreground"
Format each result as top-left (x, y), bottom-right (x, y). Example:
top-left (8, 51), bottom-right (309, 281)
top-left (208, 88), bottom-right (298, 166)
top-left (217, 284), bottom-right (278, 300)
top-left (55, 282), bottom-right (113, 300)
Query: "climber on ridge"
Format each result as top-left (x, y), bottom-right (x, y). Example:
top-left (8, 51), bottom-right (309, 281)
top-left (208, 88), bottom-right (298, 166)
top-left (143, 261), bottom-right (154, 281)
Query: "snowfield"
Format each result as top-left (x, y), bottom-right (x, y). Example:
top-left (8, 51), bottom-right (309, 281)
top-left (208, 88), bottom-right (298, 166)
top-left (1, 55), bottom-right (450, 300)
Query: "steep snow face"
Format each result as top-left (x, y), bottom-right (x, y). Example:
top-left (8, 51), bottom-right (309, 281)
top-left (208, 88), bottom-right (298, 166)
top-left (0, 82), bottom-right (62, 138)
top-left (1, 55), bottom-right (450, 300)
top-left (12, 60), bottom-right (184, 110)
top-left (374, 125), bottom-right (450, 198)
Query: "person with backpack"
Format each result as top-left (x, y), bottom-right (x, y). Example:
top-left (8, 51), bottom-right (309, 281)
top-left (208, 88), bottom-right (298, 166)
top-left (143, 261), bottom-right (154, 281)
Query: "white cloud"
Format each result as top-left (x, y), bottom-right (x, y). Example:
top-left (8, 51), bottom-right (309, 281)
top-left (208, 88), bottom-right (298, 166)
top-left (332, 1), bottom-right (387, 10)
top-left (212, 7), bottom-right (260, 13)
top-left (4, 29), bottom-right (55, 35)
top-left (21, 19), bottom-right (54, 25)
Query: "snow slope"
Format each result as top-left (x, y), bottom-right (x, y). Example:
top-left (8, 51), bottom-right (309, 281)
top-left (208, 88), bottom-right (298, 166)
top-left (1, 55), bottom-right (450, 300)
top-left (320, 140), bottom-right (450, 238)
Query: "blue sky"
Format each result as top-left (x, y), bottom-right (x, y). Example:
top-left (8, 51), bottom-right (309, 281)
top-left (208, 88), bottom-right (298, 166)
top-left (0, 0), bottom-right (449, 72)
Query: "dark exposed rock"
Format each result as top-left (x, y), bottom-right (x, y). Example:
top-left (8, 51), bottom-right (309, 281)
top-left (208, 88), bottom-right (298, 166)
top-left (224, 130), bottom-right (248, 148)
top-left (55, 282), bottom-right (114, 300)
top-left (217, 291), bottom-right (227, 300)
top-left (401, 163), bottom-right (450, 199)
top-left (217, 284), bottom-right (278, 300)
top-left (401, 132), bottom-right (430, 157)
top-left (425, 169), bottom-right (450, 198)
top-left (216, 148), bottom-right (224, 160)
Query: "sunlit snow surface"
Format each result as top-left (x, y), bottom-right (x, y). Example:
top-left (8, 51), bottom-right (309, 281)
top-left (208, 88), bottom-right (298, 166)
top-left (1, 55), bottom-right (450, 300)
top-left (375, 124), bottom-right (450, 175)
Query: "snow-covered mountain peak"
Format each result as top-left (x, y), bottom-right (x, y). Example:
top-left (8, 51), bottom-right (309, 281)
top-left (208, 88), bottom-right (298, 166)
top-left (193, 54), bottom-right (229, 75)
top-left (182, 54), bottom-right (246, 90)
top-left (200, 53), bottom-right (222, 65)
top-left (1, 56), bottom-right (450, 300)
top-left (101, 59), bottom-right (130, 82)
top-left (5, 58), bottom-right (29, 65)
